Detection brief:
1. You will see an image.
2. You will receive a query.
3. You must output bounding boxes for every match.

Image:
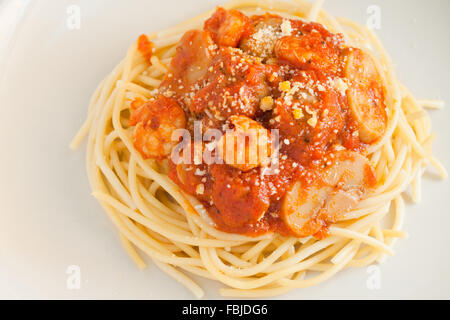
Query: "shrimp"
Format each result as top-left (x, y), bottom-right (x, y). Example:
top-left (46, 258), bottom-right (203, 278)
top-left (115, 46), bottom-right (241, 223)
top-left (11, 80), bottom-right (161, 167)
top-left (218, 115), bottom-right (272, 171)
top-left (130, 96), bottom-right (186, 159)
top-left (204, 7), bottom-right (251, 47)
top-left (281, 151), bottom-right (376, 237)
top-left (344, 48), bottom-right (387, 144)
top-left (274, 34), bottom-right (342, 74)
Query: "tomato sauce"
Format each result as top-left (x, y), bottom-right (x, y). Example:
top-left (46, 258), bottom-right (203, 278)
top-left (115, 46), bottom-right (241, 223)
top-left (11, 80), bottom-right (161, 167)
top-left (137, 34), bottom-right (154, 62)
top-left (131, 8), bottom-right (387, 238)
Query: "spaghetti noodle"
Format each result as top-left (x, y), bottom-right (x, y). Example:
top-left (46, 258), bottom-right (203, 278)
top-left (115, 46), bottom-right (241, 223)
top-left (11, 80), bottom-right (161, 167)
top-left (71, 0), bottom-right (446, 298)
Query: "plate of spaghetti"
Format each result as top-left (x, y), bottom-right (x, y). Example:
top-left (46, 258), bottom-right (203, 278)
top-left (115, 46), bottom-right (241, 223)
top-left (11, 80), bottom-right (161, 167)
top-left (69, 0), bottom-right (448, 298)
top-left (1, 0), bottom-right (449, 299)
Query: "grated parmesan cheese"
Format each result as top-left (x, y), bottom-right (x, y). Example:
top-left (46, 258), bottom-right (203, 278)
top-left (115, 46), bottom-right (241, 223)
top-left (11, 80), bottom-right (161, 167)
top-left (279, 81), bottom-right (291, 92)
top-left (196, 184), bottom-right (205, 195)
top-left (260, 96), bottom-right (274, 111)
top-left (292, 108), bottom-right (304, 120)
top-left (305, 105), bottom-right (318, 128)
top-left (307, 116), bottom-right (318, 128)
top-left (280, 19), bottom-right (293, 36)
top-left (332, 78), bottom-right (349, 96)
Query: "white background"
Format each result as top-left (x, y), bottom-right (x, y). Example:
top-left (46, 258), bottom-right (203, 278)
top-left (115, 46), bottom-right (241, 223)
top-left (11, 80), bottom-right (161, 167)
top-left (0, 0), bottom-right (449, 299)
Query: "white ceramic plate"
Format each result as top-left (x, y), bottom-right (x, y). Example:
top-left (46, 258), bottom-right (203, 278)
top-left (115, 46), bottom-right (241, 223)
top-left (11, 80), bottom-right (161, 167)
top-left (1, 0), bottom-right (449, 299)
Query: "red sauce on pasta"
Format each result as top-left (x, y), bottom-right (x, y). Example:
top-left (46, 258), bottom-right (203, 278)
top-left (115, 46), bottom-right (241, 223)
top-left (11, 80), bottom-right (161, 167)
top-left (132, 8), bottom-right (386, 238)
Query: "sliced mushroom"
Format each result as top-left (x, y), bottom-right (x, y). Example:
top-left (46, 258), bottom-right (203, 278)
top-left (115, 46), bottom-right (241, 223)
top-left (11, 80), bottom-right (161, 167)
top-left (344, 48), bottom-right (387, 144)
top-left (281, 151), bottom-right (376, 237)
top-left (169, 30), bottom-right (215, 87)
top-left (282, 182), bottom-right (332, 237)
